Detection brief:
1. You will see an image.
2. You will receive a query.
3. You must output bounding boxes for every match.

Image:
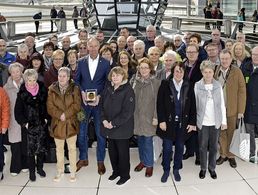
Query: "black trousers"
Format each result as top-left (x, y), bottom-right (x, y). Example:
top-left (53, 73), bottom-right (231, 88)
top-left (35, 21), bottom-right (39, 34)
top-left (108, 138), bottom-right (130, 179)
top-left (73, 19), bottom-right (78, 29)
top-left (10, 142), bottom-right (28, 173)
top-left (28, 153), bottom-right (44, 173)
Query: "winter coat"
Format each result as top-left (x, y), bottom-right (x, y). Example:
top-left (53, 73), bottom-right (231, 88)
top-left (0, 87), bottom-right (10, 132)
top-left (72, 9), bottom-right (79, 18)
top-left (214, 65), bottom-right (246, 117)
top-left (131, 75), bottom-right (160, 136)
top-left (47, 81), bottom-right (81, 140)
top-left (44, 65), bottom-right (58, 89)
top-left (156, 78), bottom-right (196, 142)
top-left (244, 68), bottom-right (258, 124)
top-left (14, 81), bottom-right (48, 156)
top-left (3, 77), bottom-right (23, 143)
top-left (57, 10), bottom-right (66, 18)
top-left (100, 81), bottom-right (135, 139)
top-left (184, 59), bottom-right (203, 85)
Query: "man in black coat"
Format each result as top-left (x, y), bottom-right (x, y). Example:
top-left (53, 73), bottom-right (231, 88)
top-left (157, 62), bottom-right (196, 183)
top-left (242, 46), bottom-right (258, 162)
top-left (50, 5), bottom-right (57, 32)
top-left (33, 12), bottom-right (42, 35)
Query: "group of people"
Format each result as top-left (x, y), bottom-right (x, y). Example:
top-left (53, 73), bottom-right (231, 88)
top-left (0, 25), bottom-right (257, 186)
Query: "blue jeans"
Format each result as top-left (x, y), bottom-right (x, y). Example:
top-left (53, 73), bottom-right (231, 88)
top-left (162, 124), bottom-right (184, 171)
top-left (0, 134), bottom-right (4, 172)
top-left (137, 136), bottom-right (154, 167)
top-left (78, 105), bottom-right (106, 162)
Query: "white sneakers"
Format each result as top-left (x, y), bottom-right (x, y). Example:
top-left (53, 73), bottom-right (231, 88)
top-left (10, 173), bottom-right (18, 177)
top-left (53, 173), bottom-right (64, 182)
top-left (53, 173), bottom-right (76, 182)
top-left (21, 169), bottom-right (29, 173)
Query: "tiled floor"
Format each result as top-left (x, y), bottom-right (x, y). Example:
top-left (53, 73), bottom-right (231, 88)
top-left (0, 147), bottom-right (258, 195)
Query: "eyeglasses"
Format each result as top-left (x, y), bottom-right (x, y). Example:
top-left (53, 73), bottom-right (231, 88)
top-left (186, 51), bottom-right (198, 54)
top-left (139, 67), bottom-right (150, 70)
top-left (212, 34), bottom-right (220, 36)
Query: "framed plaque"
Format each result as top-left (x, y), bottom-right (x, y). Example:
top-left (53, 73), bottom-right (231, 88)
top-left (85, 89), bottom-right (97, 102)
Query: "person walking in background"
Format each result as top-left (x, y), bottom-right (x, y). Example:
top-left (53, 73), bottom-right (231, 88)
top-left (238, 8), bottom-right (246, 32)
top-left (252, 10), bottom-right (258, 33)
top-left (50, 6), bottom-right (57, 32)
top-left (216, 7), bottom-right (223, 31)
top-left (57, 7), bottom-right (66, 32)
top-left (204, 4), bottom-right (212, 30)
top-left (72, 6), bottom-right (79, 30)
top-left (80, 5), bottom-right (88, 28)
top-left (33, 12), bottom-right (42, 35)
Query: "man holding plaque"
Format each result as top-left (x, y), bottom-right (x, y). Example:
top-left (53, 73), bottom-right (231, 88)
top-left (75, 37), bottom-right (110, 175)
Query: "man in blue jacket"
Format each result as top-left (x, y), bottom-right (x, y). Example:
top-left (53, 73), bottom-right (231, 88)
top-left (75, 37), bottom-right (110, 175)
top-left (0, 39), bottom-right (15, 86)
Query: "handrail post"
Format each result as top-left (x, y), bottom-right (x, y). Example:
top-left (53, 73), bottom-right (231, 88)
top-left (224, 19), bottom-right (232, 37)
top-left (171, 17), bottom-right (181, 31)
top-left (7, 21), bottom-right (15, 39)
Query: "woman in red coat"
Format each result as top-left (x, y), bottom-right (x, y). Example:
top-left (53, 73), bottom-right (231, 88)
top-left (0, 87), bottom-right (10, 180)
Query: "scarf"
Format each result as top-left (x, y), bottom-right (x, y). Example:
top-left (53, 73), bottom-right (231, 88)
top-left (25, 82), bottom-right (39, 96)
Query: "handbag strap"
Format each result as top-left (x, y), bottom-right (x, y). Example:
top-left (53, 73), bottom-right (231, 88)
top-left (238, 117), bottom-right (246, 133)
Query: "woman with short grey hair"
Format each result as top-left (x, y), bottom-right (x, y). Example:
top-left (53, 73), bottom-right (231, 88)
top-left (47, 66), bottom-right (81, 182)
top-left (195, 60), bottom-right (227, 180)
top-left (4, 62), bottom-right (27, 176)
top-left (16, 43), bottom-right (30, 69)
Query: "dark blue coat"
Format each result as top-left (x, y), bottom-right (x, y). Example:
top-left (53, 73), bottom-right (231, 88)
top-left (75, 55), bottom-right (110, 95)
top-left (243, 64), bottom-right (258, 124)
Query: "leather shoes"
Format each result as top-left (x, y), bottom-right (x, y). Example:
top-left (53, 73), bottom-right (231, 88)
top-left (183, 153), bottom-right (194, 160)
top-left (199, 170), bottom-right (206, 179)
top-left (134, 162), bottom-right (145, 172)
top-left (108, 173), bottom-right (119, 181)
top-left (216, 156), bottom-right (228, 165)
top-left (76, 160), bottom-right (89, 172)
top-left (228, 158), bottom-right (237, 168)
top-left (97, 162), bottom-right (106, 175)
top-left (145, 167), bottom-right (153, 177)
top-left (208, 169), bottom-right (217, 179)
top-left (195, 159), bottom-right (200, 165)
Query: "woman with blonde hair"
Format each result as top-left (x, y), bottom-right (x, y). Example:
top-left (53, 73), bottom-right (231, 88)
top-left (100, 66), bottom-right (135, 185)
top-left (231, 42), bottom-right (251, 69)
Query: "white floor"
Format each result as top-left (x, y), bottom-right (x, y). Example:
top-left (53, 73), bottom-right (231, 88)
top-left (0, 147), bottom-right (258, 195)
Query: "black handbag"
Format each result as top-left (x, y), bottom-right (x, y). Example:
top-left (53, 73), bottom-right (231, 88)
top-left (44, 147), bottom-right (57, 163)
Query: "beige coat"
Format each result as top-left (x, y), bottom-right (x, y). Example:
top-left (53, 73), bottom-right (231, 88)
top-left (214, 65), bottom-right (246, 117)
top-left (132, 75), bottom-right (160, 136)
top-left (4, 77), bottom-right (22, 143)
